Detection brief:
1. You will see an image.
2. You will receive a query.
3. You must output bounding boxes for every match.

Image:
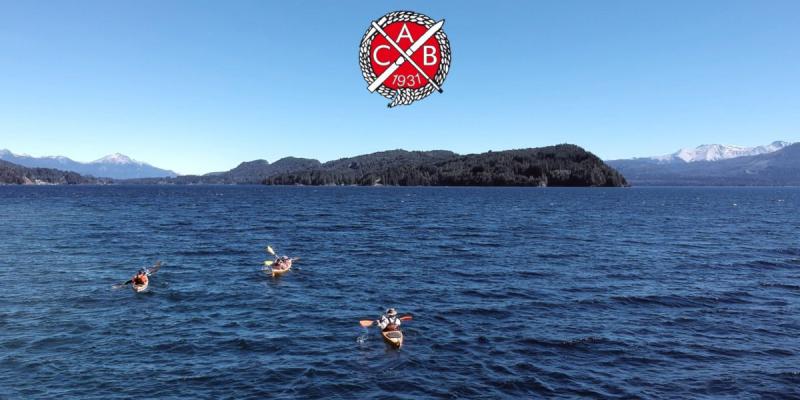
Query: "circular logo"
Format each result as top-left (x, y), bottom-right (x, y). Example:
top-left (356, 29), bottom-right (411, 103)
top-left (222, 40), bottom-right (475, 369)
top-left (359, 11), bottom-right (451, 107)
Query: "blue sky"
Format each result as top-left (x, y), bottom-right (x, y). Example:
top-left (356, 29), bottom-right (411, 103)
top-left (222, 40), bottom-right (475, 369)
top-left (1, 1), bottom-right (798, 174)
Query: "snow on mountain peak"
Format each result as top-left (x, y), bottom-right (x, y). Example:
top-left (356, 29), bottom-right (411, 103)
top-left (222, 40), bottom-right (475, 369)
top-left (653, 140), bottom-right (793, 163)
top-left (92, 153), bottom-right (142, 165)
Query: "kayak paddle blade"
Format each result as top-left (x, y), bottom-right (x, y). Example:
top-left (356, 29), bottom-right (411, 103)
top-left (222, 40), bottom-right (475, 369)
top-left (149, 261), bottom-right (162, 275)
top-left (359, 320), bottom-right (374, 328)
top-left (266, 246), bottom-right (276, 256)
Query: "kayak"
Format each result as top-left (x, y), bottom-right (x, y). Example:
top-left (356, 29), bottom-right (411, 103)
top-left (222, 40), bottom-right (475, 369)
top-left (271, 266), bottom-right (291, 277)
top-left (270, 258), bottom-right (293, 277)
top-left (132, 281), bottom-right (148, 293)
top-left (382, 330), bottom-right (403, 349)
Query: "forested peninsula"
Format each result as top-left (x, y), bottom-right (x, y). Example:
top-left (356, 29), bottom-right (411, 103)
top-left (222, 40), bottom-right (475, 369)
top-left (265, 145), bottom-right (627, 187)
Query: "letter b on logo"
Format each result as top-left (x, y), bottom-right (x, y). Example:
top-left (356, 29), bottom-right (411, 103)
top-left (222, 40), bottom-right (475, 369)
top-left (423, 45), bottom-right (438, 66)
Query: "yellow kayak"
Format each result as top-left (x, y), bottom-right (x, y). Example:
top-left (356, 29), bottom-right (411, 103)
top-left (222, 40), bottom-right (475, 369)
top-left (269, 258), bottom-right (294, 277)
top-left (382, 330), bottom-right (403, 349)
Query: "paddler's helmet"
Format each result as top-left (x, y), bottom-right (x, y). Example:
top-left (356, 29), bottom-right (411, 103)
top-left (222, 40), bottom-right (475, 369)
top-left (386, 308), bottom-right (397, 316)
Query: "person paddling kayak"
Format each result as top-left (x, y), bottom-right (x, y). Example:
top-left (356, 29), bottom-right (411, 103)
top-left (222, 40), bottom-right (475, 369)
top-left (359, 311), bottom-right (412, 349)
top-left (377, 308), bottom-right (402, 332)
top-left (264, 245), bottom-right (297, 277)
top-left (112, 261), bottom-right (162, 292)
top-left (131, 268), bottom-right (149, 286)
top-left (272, 255), bottom-right (293, 272)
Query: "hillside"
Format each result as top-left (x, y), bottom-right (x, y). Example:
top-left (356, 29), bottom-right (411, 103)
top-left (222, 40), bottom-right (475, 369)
top-left (266, 145), bottom-right (627, 187)
top-left (0, 159), bottom-right (103, 185)
top-left (125, 157), bottom-right (321, 184)
top-left (608, 143), bottom-right (800, 186)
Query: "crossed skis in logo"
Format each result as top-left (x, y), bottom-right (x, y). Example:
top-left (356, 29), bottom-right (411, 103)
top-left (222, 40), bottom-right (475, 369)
top-left (367, 17), bottom-right (445, 94)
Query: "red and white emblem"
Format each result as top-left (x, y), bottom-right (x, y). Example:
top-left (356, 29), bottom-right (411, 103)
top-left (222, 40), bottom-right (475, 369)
top-left (359, 11), bottom-right (451, 107)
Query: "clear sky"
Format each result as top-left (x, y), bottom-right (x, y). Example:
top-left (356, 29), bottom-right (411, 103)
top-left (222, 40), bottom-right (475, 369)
top-left (1, 1), bottom-right (798, 174)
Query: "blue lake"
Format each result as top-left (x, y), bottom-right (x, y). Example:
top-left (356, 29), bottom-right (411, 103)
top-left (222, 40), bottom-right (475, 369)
top-left (1, 186), bottom-right (798, 398)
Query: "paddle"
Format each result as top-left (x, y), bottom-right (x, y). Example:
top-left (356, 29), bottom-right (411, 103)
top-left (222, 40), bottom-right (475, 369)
top-left (264, 246), bottom-right (279, 267)
top-left (112, 279), bottom-right (132, 289)
top-left (148, 261), bottom-right (163, 275)
top-left (359, 315), bottom-right (413, 328)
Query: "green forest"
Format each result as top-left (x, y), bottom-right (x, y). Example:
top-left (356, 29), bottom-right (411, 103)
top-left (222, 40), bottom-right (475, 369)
top-left (265, 145), bottom-right (627, 187)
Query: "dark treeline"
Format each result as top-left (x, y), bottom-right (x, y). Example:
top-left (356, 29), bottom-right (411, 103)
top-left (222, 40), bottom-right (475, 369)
top-left (124, 157), bottom-right (321, 184)
top-left (0, 160), bottom-right (105, 185)
top-left (265, 145), bottom-right (628, 187)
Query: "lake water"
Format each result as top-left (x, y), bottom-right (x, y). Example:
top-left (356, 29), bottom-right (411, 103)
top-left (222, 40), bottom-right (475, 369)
top-left (1, 186), bottom-right (798, 399)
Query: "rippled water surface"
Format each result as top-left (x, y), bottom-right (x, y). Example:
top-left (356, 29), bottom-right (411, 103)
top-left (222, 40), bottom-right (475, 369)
top-left (1, 186), bottom-right (799, 399)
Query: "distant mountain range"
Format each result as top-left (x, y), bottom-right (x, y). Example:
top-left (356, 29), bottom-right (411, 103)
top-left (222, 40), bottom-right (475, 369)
top-left (607, 140), bottom-right (800, 186)
top-left (648, 141), bottom-right (792, 163)
top-left (92, 145), bottom-right (630, 187)
top-left (4, 139), bottom-right (799, 187)
top-left (0, 150), bottom-right (177, 179)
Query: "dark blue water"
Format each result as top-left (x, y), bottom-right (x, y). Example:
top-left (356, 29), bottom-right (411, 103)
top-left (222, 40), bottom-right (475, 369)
top-left (1, 186), bottom-right (799, 399)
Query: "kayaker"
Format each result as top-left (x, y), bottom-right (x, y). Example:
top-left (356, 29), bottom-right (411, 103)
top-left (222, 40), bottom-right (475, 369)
top-left (377, 308), bottom-right (401, 332)
top-left (273, 255), bottom-right (291, 270)
top-left (132, 269), bottom-right (148, 286)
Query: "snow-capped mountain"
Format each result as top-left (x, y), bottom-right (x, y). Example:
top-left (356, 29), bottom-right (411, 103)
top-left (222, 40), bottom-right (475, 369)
top-left (607, 142), bottom-right (800, 186)
top-left (92, 153), bottom-right (141, 165)
top-left (651, 141), bottom-right (792, 163)
top-left (0, 149), bottom-right (177, 179)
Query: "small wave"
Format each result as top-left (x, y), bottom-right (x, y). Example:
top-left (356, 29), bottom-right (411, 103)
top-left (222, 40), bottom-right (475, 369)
top-left (762, 348), bottom-right (794, 357)
top-left (513, 270), bottom-right (553, 278)
top-left (611, 294), bottom-right (717, 308)
top-left (536, 253), bottom-right (580, 260)
top-left (760, 282), bottom-right (800, 291)
top-left (732, 260), bottom-right (794, 269)
top-left (516, 335), bottom-right (627, 350)
top-left (496, 377), bottom-right (554, 396)
top-left (445, 307), bottom-right (513, 319)
top-left (777, 247), bottom-right (800, 256)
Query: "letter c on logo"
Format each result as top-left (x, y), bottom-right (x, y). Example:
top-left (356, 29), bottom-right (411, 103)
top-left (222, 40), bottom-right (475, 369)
top-left (372, 45), bottom-right (391, 67)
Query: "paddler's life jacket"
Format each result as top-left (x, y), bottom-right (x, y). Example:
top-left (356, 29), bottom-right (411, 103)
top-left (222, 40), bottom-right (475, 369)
top-left (275, 258), bottom-right (291, 270)
top-left (379, 315), bottom-right (401, 331)
top-left (133, 274), bottom-right (148, 285)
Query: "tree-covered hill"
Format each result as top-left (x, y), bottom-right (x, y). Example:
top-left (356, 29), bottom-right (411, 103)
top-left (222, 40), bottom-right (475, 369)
top-left (0, 159), bottom-right (102, 184)
top-left (124, 157), bottom-right (321, 184)
top-left (265, 145), bottom-right (627, 187)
